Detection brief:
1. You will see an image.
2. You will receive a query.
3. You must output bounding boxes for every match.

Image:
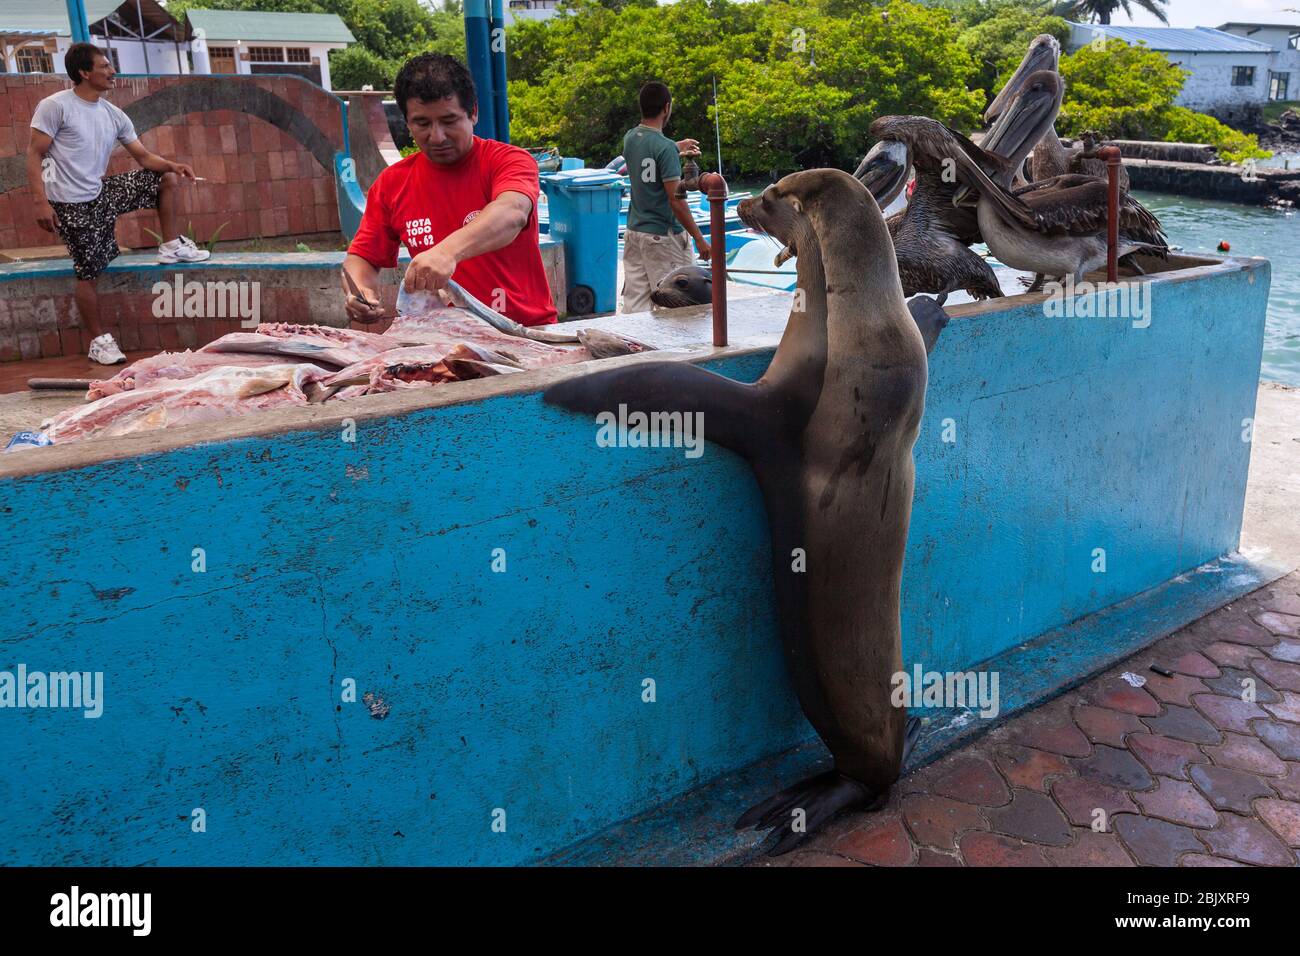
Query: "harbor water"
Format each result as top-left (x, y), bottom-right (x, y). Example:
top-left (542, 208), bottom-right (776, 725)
top-left (1133, 191), bottom-right (1298, 387)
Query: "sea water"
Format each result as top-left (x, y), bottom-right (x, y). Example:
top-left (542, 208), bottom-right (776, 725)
top-left (1134, 190), bottom-right (1299, 387)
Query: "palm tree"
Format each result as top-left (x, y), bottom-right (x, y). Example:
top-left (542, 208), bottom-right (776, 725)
top-left (1049, 0), bottom-right (1170, 26)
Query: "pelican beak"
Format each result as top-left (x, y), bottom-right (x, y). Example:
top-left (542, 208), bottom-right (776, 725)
top-left (986, 83), bottom-right (1059, 163)
top-left (985, 34), bottom-right (1060, 124)
top-left (853, 141), bottom-right (909, 208)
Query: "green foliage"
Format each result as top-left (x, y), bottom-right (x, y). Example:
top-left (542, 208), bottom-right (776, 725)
top-left (1058, 40), bottom-right (1268, 164)
top-left (508, 0), bottom-right (983, 178)
top-left (167, 0), bottom-right (1268, 173)
top-left (959, 6), bottom-right (1070, 107)
top-left (1049, 0), bottom-right (1169, 27)
top-left (1161, 108), bottom-right (1271, 164)
top-left (1058, 38), bottom-right (1186, 138)
top-left (328, 45), bottom-right (395, 91)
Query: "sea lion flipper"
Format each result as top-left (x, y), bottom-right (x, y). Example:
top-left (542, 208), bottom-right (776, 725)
top-left (734, 771), bottom-right (875, 857)
top-left (544, 360), bottom-right (766, 459)
top-left (907, 296), bottom-right (950, 355)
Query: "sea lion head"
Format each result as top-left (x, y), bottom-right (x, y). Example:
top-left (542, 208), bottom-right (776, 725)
top-left (737, 169), bottom-right (895, 285)
top-left (650, 265), bottom-right (712, 309)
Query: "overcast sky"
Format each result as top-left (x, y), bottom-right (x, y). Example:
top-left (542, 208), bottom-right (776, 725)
top-left (1115, 0), bottom-right (1300, 28)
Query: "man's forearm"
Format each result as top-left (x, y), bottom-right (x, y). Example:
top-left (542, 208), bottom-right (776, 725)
top-left (26, 149), bottom-right (50, 206)
top-left (437, 198), bottom-right (529, 265)
top-left (669, 197), bottom-right (705, 243)
top-left (342, 253), bottom-right (382, 296)
top-left (136, 152), bottom-right (175, 174)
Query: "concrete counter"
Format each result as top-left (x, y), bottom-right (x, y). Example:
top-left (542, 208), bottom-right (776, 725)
top-left (0, 253), bottom-right (1279, 865)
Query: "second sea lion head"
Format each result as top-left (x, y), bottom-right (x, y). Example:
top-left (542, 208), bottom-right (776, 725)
top-left (738, 169), bottom-right (879, 272)
top-left (650, 265), bottom-right (712, 309)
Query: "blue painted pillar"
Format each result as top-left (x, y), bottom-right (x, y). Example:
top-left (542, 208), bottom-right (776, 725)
top-left (490, 0), bottom-right (510, 143)
top-left (66, 0), bottom-right (91, 44)
top-left (464, 0), bottom-right (497, 141)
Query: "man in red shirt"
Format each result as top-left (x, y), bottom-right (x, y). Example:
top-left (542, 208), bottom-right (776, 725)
top-left (343, 54), bottom-right (557, 326)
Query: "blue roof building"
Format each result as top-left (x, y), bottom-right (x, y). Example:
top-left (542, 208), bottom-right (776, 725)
top-left (1067, 22), bottom-right (1282, 121)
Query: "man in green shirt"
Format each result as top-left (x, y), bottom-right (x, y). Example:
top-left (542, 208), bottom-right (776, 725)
top-left (621, 81), bottom-right (710, 313)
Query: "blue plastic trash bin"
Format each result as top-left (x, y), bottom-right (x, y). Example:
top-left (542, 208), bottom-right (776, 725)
top-left (540, 170), bottom-right (622, 315)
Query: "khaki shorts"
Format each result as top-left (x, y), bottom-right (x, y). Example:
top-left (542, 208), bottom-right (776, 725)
top-left (621, 229), bottom-right (695, 314)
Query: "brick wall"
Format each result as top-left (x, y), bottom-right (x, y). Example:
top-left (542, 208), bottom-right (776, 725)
top-left (0, 74), bottom-right (345, 252)
top-left (0, 241), bottom-right (568, 362)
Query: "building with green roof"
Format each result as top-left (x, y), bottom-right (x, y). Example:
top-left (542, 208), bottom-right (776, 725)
top-left (0, 1), bottom-right (354, 90)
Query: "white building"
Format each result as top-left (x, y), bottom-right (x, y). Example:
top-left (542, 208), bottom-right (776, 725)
top-left (1218, 17), bottom-right (1300, 103)
top-left (0, 1), bottom-right (354, 91)
top-left (1067, 23), bottom-right (1276, 120)
top-left (505, 0), bottom-right (561, 27)
top-left (185, 9), bottom-right (354, 91)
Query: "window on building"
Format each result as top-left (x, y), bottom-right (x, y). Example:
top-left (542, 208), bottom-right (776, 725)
top-left (248, 47), bottom-right (284, 63)
top-left (16, 46), bottom-right (53, 73)
top-left (1271, 72), bottom-right (1291, 101)
top-left (1232, 66), bottom-right (1256, 86)
top-left (510, 0), bottom-right (533, 7)
top-left (285, 47), bottom-right (310, 63)
top-left (107, 48), bottom-right (120, 72)
top-left (1289, 31), bottom-right (1299, 51)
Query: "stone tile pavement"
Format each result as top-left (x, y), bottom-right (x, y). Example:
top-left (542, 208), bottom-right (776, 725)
top-left (757, 572), bottom-right (1300, 867)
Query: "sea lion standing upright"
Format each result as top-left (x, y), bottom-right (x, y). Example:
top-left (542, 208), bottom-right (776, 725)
top-left (544, 169), bottom-right (936, 854)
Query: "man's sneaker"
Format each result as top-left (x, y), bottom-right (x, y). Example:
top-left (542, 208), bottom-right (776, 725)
top-left (158, 236), bottom-right (212, 264)
top-left (87, 333), bottom-right (126, 365)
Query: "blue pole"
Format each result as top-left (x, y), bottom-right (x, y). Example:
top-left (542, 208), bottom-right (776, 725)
top-left (66, 0), bottom-right (91, 44)
top-left (463, 0), bottom-right (496, 141)
top-left (490, 0), bottom-right (509, 143)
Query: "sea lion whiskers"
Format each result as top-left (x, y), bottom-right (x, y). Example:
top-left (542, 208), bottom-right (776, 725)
top-left (740, 183), bottom-right (811, 269)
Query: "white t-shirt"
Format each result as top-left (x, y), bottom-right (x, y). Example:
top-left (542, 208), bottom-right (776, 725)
top-left (30, 89), bottom-right (139, 203)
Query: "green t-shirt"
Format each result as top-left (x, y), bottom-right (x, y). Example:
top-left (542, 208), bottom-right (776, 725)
top-left (623, 124), bottom-right (683, 236)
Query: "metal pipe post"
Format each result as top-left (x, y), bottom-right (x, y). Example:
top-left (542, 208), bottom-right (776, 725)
top-left (698, 172), bottom-right (728, 347)
top-left (463, 0), bottom-right (496, 140)
top-left (1099, 144), bottom-right (1122, 283)
top-left (66, 0), bottom-right (91, 44)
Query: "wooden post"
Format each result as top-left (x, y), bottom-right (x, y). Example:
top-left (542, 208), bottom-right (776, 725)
top-left (698, 172), bottom-right (728, 347)
top-left (1099, 144), bottom-right (1122, 283)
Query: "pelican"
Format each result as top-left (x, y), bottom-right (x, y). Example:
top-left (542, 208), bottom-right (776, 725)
top-left (989, 34), bottom-right (1130, 190)
top-left (853, 121), bottom-right (999, 304)
top-left (851, 71), bottom-right (1066, 304)
top-left (949, 86), bottom-right (1168, 285)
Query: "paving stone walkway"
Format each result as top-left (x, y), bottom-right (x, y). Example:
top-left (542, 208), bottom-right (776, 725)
top-left (760, 572), bottom-right (1300, 867)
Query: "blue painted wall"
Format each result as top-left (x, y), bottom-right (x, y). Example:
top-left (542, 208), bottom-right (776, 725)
top-left (0, 260), bottom-right (1269, 865)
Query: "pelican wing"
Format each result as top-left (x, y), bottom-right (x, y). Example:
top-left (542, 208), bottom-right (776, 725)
top-left (940, 129), bottom-right (1042, 232)
top-left (1015, 175), bottom-right (1167, 246)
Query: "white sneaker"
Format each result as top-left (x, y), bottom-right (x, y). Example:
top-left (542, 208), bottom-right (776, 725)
top-left (159, 236), bottom-right (212, 263)
top-left (87, 333), bottom-right (126, 365)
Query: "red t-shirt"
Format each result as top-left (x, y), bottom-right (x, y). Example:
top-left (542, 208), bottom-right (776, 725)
top-left (349, 137), bottom-right (558, 326)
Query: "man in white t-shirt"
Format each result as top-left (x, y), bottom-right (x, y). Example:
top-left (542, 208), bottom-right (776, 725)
top-left (27, 43), bottom-right (210, 364)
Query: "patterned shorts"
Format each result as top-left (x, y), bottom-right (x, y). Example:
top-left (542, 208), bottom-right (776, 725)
top-left (51, 169), bottom-right (164, 280)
